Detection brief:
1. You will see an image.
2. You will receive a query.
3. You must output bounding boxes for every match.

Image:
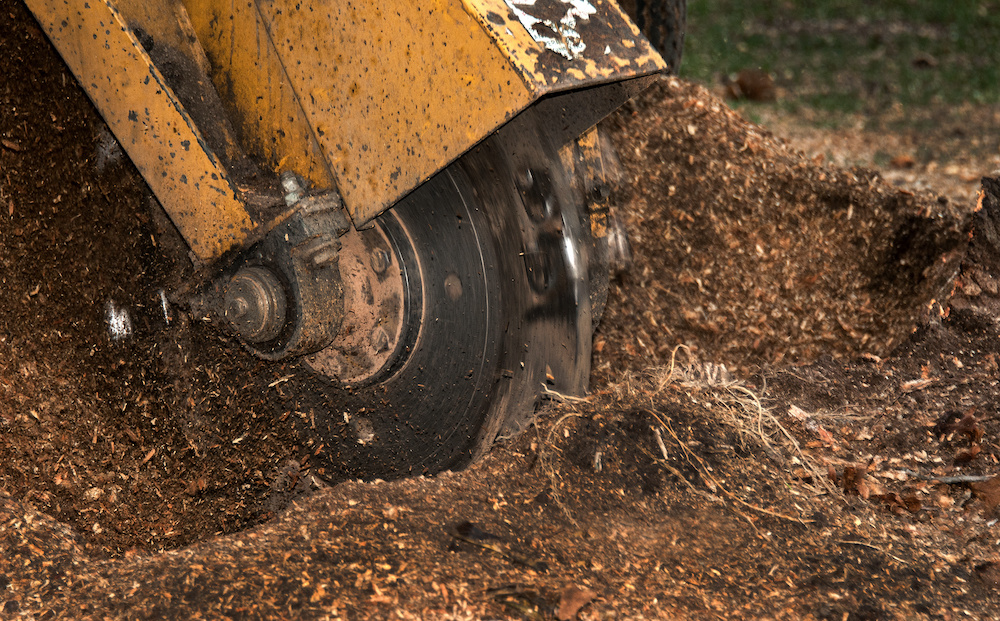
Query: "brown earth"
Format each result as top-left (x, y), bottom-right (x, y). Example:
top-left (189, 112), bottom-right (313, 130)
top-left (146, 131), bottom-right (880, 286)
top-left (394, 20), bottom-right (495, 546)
top-left (4, 1), bottom-right (1000, 619)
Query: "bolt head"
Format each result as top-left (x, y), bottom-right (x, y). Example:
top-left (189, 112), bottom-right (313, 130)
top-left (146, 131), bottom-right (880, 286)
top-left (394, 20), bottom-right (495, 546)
top-left (370, 326), bottom-right (390, 353)
top-left (370, 248), bottom-right (391, 275)
top-left (226, 296), bottom-right (250, 320)
top-left (280, 172), bottom-right (304, 206)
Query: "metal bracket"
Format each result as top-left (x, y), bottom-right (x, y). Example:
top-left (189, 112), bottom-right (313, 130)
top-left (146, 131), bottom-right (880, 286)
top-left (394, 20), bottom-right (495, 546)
top-left (195, 190), bottom-right (350, 360)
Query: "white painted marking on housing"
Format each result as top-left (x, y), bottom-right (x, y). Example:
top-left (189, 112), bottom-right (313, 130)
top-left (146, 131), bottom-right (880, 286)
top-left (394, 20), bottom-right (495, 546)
top-left (503, 0), bottom-right (596, 60)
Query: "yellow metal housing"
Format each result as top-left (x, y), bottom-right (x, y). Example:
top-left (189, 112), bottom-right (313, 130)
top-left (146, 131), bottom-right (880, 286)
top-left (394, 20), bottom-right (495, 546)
top-left (200, 0), bottom-right (666, 224)
top-left (250, 0), bottom-right (535, 224)
top-left (26, 0), bottom-right (665, 258)
top-left (182, 0), bottom-right (337, 190)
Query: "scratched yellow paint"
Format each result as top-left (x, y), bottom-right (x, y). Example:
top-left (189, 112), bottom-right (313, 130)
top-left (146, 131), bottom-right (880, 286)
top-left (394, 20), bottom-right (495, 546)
top-left (182, 0), bottom-right (336, 190)
top-left (573, 128), bottom-right (610, 238)
top-left (24, 0), bottom-right (254, 262)
top-left (233, 0), bottom-right (664, 225)
top-left (463, 0), bottom-right (666, 92)
top-left (251, 0), bottom-right (536, 225)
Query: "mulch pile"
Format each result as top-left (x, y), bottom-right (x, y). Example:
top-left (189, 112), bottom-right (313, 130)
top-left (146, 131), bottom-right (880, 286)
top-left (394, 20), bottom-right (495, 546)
top-left (594, 77), bottom-right (969, 383)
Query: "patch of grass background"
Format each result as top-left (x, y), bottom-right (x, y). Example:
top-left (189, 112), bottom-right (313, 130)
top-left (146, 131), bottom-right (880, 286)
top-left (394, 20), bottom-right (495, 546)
top-left (681, 0), bottom-right (1000, 118)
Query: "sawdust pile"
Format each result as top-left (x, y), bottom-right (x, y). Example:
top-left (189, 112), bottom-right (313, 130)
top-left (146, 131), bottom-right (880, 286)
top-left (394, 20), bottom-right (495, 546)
top-left (595, 77), bottom-right (971, 382)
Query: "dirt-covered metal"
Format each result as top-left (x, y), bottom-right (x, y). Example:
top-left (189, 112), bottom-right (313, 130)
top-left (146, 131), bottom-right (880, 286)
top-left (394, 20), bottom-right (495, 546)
top-left (25, 0), bottom-right (665, 264)
top-left (223, 266), bottom-right (287, 343)
top-left (24, 0), bottom-right (256, 262)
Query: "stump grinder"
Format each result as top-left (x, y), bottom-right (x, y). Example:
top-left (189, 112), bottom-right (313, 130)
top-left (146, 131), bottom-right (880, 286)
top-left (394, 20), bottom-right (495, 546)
top-left (24, 0), bottom-right (681, 473)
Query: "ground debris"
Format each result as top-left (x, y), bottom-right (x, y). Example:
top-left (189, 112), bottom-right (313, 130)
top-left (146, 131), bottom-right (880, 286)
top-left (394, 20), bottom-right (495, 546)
top-left (2, 4), bottom-right (1000, 617)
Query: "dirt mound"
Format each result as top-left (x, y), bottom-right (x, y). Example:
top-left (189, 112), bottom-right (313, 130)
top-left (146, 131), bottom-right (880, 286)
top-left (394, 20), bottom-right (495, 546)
top-left (595, 77), bottom-right (969, 382)
top-left (7, 346), bottom-right (1000, 618)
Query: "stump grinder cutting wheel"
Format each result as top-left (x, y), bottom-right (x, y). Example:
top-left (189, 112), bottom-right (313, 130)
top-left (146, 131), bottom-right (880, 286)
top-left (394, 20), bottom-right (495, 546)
top-left (24, 0), bottom-right (680, 473)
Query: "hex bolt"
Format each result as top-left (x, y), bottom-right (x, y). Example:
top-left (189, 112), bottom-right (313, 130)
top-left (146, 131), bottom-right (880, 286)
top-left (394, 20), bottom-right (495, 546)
top-left (590, 181), bottom-right (611, 202)
top-left (518, 167), bottom-right (553, 222)
top-left (280, 171), bottom-right (304, 206)
top-left (370, 247), bottom-right (391, 275)
top-left (516, 168), bottom-right (534, 192)
top-left (444, 273), bottom-right (463, 301)
top-left (370, 326), bottom-right (390, 354)
top-left (307, 238), bottom-right (341, 268)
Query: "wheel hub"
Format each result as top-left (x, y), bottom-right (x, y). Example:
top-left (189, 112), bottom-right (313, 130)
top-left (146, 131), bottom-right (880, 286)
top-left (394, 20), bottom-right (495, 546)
top-left (306, 222), bottom-right (415, 385)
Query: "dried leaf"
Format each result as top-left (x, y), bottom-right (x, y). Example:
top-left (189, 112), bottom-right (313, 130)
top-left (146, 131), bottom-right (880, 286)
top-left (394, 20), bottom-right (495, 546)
top-left (843, 465), bottom-right (870, 499)
top-left (954, 443), bottom-right (981, 464)
top-left (557, 585), bottom-right (597, 621)
top-left (872, 491), bottom-right (922, 514)
top-left (902, 493), bottom-right (923, 513)
top-left (871, 492), bottom-right (906, 514)
top-left (953, 408), bottom-right (984, 443)
top-left (827, 464), bottom-right (838, 485)
top-left (971, 476), bottom-right (1000, 513)
top-left (724, 68), bottom-right (776, 102)
top-left (976, 562), bottom-right (1000, 589)
top-left (890, 154), bottom-right (916, 169)
top-left (185, 477), bottom-right (208, 496)
top-left (815, 425), bottom-right (836, 446)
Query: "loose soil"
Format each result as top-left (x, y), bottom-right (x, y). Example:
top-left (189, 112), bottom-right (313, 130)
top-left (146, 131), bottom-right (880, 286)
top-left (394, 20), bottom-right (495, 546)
top-left (3, 1), bottom-right (1000, 619)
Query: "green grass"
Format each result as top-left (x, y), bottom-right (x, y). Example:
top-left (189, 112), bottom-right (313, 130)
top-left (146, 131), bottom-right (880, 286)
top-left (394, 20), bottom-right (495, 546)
top-left (681, 0), bottom-right (1000, 117)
